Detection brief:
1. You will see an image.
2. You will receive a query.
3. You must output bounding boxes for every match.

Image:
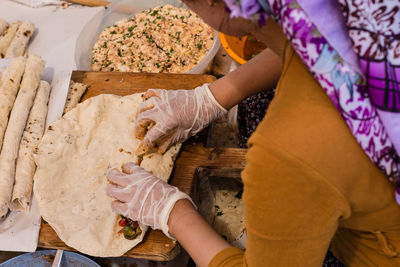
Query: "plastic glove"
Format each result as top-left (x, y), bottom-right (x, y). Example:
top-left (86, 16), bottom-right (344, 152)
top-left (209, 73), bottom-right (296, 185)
top-left (135, 84), bottom-right (227, 156)
top-left (106, 162), bottom-right (194, 239)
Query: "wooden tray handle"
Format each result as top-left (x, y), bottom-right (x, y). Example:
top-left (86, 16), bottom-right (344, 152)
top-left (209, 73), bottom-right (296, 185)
top-left (66, 0), bottom-right (110, 7)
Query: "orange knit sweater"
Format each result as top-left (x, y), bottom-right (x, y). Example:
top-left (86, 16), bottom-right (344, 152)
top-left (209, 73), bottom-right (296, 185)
top-left (209, 47), bottom-right (400, 267)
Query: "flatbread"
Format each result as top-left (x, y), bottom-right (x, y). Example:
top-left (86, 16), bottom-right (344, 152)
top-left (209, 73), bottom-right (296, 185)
top-left (5, 21), bottom-right (34, 58)
top-left (62, 81), bottom-right (88, 115)
top-left (0, 19), bottom-right (9, 36)
top-left (0, 22), bottom-right (21, 58)
top-left (213, 189), bottom-right (244, 242)
top-left (0, 56), bottom-right (26, 150)
top-left (10, 81), bottom-right (51, 212)
top-left (0, 54), bottom-right (44, 218)
top-left (33, 93), bottom-right (181, 257)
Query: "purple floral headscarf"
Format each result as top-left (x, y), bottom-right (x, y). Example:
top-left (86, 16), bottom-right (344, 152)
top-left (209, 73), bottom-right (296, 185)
top-left (224, 0), bottom-right (271, 25)
top-left (223, 0), bottom-right (400, 203)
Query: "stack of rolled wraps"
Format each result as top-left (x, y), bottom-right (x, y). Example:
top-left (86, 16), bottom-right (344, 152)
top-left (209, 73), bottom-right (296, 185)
top-left (0, 18), bottom-right (35, 58)
top-left (0, 55), bottom-right (51, 218)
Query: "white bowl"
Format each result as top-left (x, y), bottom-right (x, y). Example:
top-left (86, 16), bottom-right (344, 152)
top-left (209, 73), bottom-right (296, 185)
top-left (74, 0), bottom-right (220, 74)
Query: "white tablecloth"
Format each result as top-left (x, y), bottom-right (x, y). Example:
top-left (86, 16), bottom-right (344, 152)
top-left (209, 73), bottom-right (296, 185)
top-left (0, 1), bottom-right (104, 252)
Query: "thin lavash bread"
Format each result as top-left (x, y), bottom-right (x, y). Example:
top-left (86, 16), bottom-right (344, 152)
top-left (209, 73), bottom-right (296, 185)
top-left (0, 54), bottom-right (44, 218)
top-left (0, 56), bottom-right (26, 150)
top-left (10, 80), bottom-right (51, 212)
top-left (0, 22), bottom-right (21, 58)
top-left (62, 80), bottom-right (88, 115)
top-left (33, 93), bottom-right (181, 257)
top-left (0, 19), bottom-right (9, 36)
top-left (5, 21), bottom-right (34, 58)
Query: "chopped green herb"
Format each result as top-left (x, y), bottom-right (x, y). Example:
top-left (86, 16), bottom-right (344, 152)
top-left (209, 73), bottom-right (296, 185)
top-left (110, 30), bottom-right (117, 34)
top-left (122, 225), bottom-right (141, 240)
top-left (118, 49), bottom-right (122, 57)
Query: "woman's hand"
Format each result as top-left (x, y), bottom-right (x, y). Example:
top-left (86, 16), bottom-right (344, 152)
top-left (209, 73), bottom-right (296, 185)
top-left (106, 162), bottom-right (193, 238)
top-left (134, 84), bottom-right (227, 156)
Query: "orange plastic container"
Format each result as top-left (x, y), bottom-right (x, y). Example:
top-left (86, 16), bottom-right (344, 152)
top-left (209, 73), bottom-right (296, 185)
top-left (219, 33), bottom-right (267, 65)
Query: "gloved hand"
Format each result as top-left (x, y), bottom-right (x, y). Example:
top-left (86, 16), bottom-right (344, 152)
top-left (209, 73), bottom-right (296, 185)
top-left (135, 84), bottom-right (227, 156)
top-left (106, 162), bottom-right (194, 239)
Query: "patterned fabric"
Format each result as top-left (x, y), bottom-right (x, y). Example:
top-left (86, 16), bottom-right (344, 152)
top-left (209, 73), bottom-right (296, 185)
top-left (224, 0), bottom-right (271, 25)
top-left (270, 0), bottom-right (400, 182)
top-left (223, 0), bottom-right (400, 200)
top-left (339, 1), bottom-right (400, 161)
top-left (238, 89), bottom-right (275, 148)
top-left (361, 59), bottom-right (399, 112)
top-left (340, 0), bottom-right (400, 112)
top-left (323, 248), bottom-right (344, 267)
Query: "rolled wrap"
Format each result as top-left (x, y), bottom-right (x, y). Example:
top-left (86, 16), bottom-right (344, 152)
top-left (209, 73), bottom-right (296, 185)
top-left (10, 80), bottom-right (51, 212)
top-left (5, 21), bottom-right (34, 58)
top-left (63, 81), bottom-right (88, 115)
top-left (0, 56), bottom-right (26, 150)
top-left (0, 22), bottom-right (21, 58)
top-left (0, 19), bottom-right (9, 36)
top-left (0, 54), bottom-right (44, 218)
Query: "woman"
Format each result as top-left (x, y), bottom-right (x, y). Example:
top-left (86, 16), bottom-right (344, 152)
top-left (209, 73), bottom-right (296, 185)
top-left (106, 0), bottom-right (400, 266)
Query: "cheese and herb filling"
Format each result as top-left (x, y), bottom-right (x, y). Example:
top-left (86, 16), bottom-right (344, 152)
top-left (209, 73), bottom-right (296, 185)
top-left (92, 5), bottom-right (214, 73)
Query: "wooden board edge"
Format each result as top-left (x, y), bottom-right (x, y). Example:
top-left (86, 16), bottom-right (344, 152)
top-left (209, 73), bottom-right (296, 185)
top-left (71, 71), bottom-right (217, 83)
top-left (38, 221), bottom-right (179, 260)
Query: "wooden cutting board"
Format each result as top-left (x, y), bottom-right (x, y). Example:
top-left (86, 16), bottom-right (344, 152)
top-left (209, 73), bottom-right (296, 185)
top-left (37, 71), bottom-right (247, 261)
